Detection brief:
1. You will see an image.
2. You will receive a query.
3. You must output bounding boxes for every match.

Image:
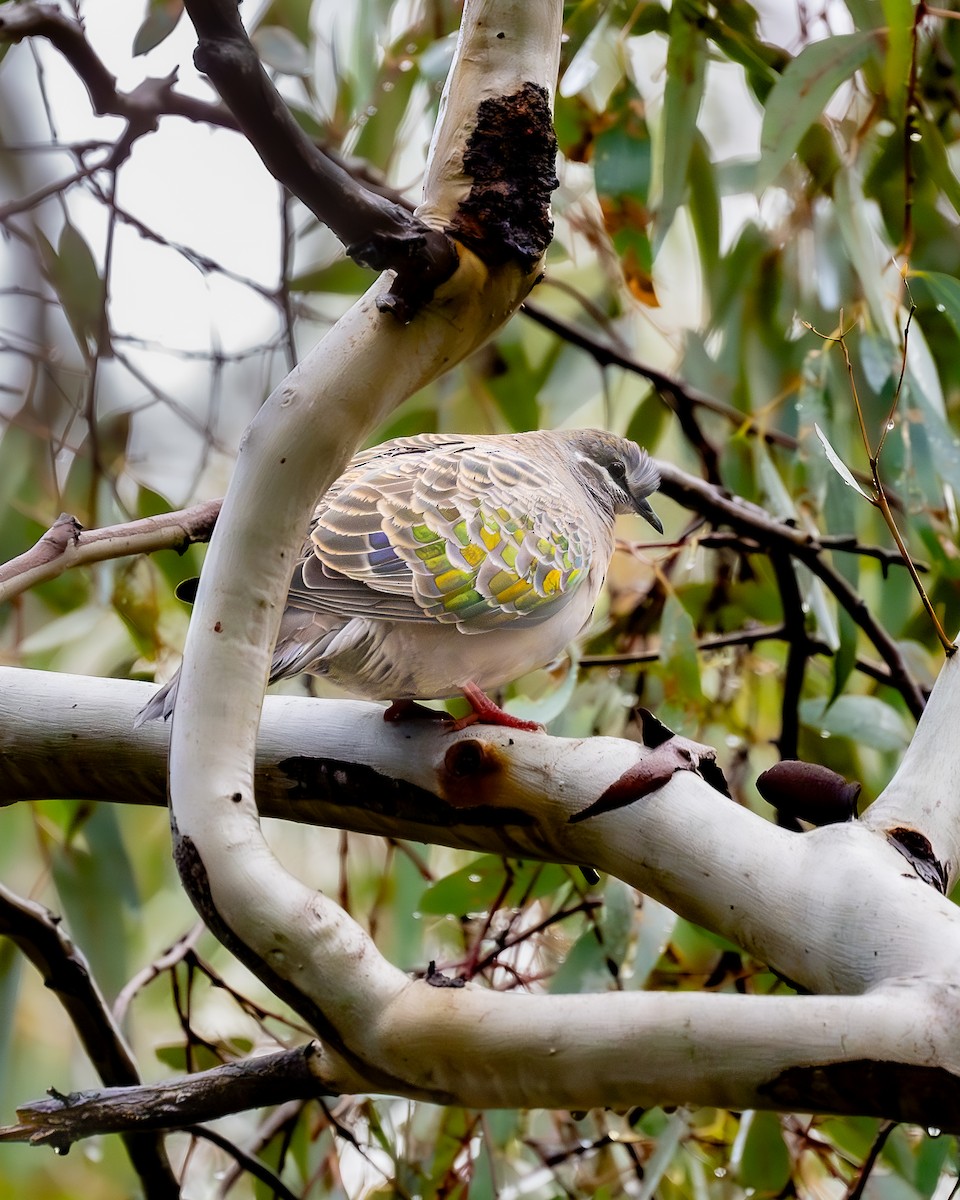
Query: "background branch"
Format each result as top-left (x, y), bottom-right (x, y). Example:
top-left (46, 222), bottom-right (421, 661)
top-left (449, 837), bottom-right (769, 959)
top-left (180, 0), bottom-right (458, 317)
top-left (0, 501), bottom-right (221, 603)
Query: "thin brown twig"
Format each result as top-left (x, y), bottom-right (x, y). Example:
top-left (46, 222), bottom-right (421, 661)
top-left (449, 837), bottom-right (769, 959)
top-left (184, 1124), bottom-right (301, 1200)
top-left (835, 321), bottom-right (954, 655)
top-left (113, 923), bottom-right (206, 1027)
top-left (656, 462), bottom-right (928, 718)
top-left (900, 1), bottom-right (927, 257)
top-left (844, 1120), bottom-right (896, 1200)
top-left (0, 500), bottom-right (222, 604)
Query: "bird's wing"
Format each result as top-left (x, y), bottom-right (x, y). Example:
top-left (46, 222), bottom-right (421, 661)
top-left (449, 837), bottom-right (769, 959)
top-left (288, 439), bottom-right (602, 632)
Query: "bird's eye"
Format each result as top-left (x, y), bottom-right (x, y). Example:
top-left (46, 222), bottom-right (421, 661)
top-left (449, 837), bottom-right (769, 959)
top-left (608, 459), bottom-right (627, 483)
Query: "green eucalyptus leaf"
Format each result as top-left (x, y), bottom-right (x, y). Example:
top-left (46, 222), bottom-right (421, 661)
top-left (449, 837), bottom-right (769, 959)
top-left (550, 928), bottom-right (616, 994)
top-left (418, 857), bottom-right (569, 917)
top-left (758, 32), bottom-right (878, 188)
top-left (656, 0), bottom-right (707, 249)
top-left (252, 25), bottom-right (311, 75)
top-left (738, 1111), bottom-right (791, 1194)
top-left (912, 272), bottom-right (960, 343)
top-left (800, 694), bottom-right (912, 752)
top-left (814, 423), bottom-right (870, 499)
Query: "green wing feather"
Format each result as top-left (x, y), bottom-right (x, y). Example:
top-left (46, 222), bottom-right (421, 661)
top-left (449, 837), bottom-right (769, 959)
top-left (290, 435), bottom-right (596, 631)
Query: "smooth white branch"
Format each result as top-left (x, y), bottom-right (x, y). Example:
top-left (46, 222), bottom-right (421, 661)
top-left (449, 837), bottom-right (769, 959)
top-left (5, 667), bottom-right (960, 997)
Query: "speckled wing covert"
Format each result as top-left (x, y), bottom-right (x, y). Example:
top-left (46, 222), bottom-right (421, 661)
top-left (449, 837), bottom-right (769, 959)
top-left (287, 433), bottom-right (597, 634)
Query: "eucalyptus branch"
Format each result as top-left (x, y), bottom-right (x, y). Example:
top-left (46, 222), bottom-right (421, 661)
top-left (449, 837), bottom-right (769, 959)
top-left (0, 1044), bottom-right (329, 1150)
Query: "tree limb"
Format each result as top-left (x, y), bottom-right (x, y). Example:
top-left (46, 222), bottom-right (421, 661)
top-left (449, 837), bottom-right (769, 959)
top-left (0, 1044), bottom-right (328, 1150)
top-left (181, 0), bottom-right (459, 320)
top-left (1, 987), bottom-right (959, 1135)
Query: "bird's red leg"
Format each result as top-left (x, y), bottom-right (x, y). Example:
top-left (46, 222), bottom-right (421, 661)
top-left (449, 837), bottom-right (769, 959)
top-left (454, 682), bottom-right (543, 732)
top-left (382, 687), bottom-right (544, 732)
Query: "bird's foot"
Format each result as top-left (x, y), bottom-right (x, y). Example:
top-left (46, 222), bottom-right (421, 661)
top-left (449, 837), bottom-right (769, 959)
top-left (455, 683), bottom-right (544, 733)
top-left (381, 687), bottom-right (544, 733)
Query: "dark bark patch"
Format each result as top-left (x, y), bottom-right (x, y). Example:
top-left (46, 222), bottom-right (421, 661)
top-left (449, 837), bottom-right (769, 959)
top-left (425, 960), bottom-right (465, 988)
top-left (276, 755), bottom-right (534, 829)
top-left (570, 720), bottom-right (730, 824)
top-left (762, 1060), bottom-right (960, 1129)
top-left (451, 82), bottom-right (558, 270)
top-left (887, 826), bottom-right (948, 893)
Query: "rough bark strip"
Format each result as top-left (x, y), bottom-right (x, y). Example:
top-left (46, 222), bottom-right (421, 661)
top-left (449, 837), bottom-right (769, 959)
top-left (4, 1046), bottom-right (328, 1147)
top-left (886, 827), bottom-right (948, 893)
top-left (450, 82), bottom-right (558, 269)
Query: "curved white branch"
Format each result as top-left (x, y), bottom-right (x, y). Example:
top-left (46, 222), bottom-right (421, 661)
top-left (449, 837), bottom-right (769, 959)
top-left (165, 0), bottom-right (568, 1105)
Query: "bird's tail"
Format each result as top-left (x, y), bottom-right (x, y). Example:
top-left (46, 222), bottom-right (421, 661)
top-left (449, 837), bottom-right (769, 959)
top-left (133, 672), bottom-right (179, 728)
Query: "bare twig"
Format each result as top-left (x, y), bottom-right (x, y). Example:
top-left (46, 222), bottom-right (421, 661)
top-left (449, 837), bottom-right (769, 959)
top-left (844, 1120), bottom-right (896, 1200)
top-left (0, 4), bottom-right (237, 130)
top-left (835, 320), bottom-right (954, 656)
top-left (185, 1124), bottom-right (301, 1200)
top-left (214, 1099), bottom-right (306, 1198)
top-left (113, 923), bottom-right (205, 1027)
top-left (0, 1044), bottom-right (329, 1150)
top-left (769, 552), bottom-right (813, 762)
top-left (0, 501), bottom-right (221, 604)
top-left (656, 463), bottom-right (928, 719)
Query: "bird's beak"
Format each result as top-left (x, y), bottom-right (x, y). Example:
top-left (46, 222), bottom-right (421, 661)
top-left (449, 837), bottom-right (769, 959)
top-left (635, 497), bottom-right (663, 534)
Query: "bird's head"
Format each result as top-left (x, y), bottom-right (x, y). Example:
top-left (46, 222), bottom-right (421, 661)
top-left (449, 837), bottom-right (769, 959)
top-left (568, 430), bottom-right (663, 534)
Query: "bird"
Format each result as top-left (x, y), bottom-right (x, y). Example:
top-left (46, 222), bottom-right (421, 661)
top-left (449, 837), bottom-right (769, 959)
top-left (134, 429), bottom-right (662, 730)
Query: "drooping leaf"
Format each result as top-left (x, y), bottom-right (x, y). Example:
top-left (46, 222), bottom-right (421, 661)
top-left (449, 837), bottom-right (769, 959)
top-left (50, 805), bottom-right (139, 1000)
top-left (911, 272), bottom-right (960, 344)
top-left (549, 928), bottom-right (616, 994)
top-left (659, 592), bottom-right (703, 703)
top-left (418, 857), bottom-right (569, 917)
top-left (252, 25), bottom-right (311, 76)
top-left (687, 133), bottom-right (721, 291)
top-left (758, 32), bottom-right (879, 188)
top-left (814, 423), bottom-right (870, 499)
top-left (914, 116), bottom-right (960, 223)
top-left (37, 223), bottom-right (107, 356)
top-left (656, 0), bottom-right (707, 249)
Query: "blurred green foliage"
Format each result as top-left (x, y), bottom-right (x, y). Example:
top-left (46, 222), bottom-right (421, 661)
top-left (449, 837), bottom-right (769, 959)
top-left (2, 0), bottom-right (960, 1195)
